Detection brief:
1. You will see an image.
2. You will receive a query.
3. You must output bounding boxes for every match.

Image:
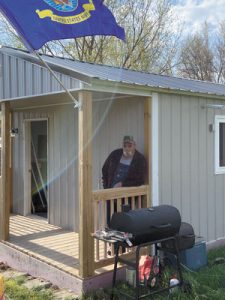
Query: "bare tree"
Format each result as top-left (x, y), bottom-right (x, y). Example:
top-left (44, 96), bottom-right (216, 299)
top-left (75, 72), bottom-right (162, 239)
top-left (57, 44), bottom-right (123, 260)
top-left (0, 15), bottom-right (24, 48)
top-left (178, 23), bottom-right (214, 81)
top-left (51, 0), bottom-right (181, 74)
top-left (0, 0), bottom-right (181, 74)
top-left (177, 21), bottom-right (225, 83)
top-left (214, 21), bottom-right (225, 83)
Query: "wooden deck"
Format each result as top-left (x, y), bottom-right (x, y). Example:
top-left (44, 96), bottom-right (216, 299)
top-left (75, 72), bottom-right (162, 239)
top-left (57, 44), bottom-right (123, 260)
top-left (4, 215), bottom-right (80, 277)
top-left (0, 214), bottom-right (127, 294)
top-left (1, 187), bottom-right (149, 278)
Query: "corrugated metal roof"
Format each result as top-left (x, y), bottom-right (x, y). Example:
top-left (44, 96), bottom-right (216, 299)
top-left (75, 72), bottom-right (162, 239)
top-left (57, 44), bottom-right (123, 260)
top-left (2, 46), bottom-right (225, 97)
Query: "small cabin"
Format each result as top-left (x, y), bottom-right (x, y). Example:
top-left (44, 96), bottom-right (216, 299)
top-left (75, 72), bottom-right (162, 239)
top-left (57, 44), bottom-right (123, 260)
top-left (1, 46), bottom-right (225, 293)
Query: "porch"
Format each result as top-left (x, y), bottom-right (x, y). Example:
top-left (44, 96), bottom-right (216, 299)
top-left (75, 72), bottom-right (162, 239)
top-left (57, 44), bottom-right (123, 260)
top-left (0, 91), bottom-right (152, 284)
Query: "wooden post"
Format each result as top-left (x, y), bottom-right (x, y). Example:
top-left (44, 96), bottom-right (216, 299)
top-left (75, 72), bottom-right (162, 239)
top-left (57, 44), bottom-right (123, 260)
top-left (144, 97), bottom-right (152, 207)
top-left (0, 102), bottom-right (11, 240)
top-left (78, 91), bottom-right (94, 278)
top-left (9, 112), bottom-right (13, 212)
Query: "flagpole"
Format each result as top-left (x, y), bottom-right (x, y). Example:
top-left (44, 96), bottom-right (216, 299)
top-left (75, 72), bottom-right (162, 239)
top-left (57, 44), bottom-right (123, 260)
top-left (33, 50), bottom-right (81, 108)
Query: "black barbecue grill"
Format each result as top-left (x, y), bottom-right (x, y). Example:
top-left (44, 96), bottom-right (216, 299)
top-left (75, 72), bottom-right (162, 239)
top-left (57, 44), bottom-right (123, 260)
top-left (108, 205), bottom-right (194, 300)
top-left (110, 205), bottom-right (182, 245)
top-left (162, 221), bottom-right (195, 251)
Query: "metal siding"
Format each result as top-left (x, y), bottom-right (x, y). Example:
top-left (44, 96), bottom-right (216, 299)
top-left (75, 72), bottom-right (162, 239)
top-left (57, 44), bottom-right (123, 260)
top-left (171, 96), bottom-right (182, 212)
top-left (18, 59), bottom-right (25, 97)
top-left (206, 107), bottom-right (216, 241)
top-left (189, 98), bottom-right (200, 230)
top-left (50, 107), bottom-right (66, 228)
top-left (12, 112), bottom-right (24, 214)
top-left (160, 95), bottom-right (172, 204)
top-left (0, 54), bottom-right (3, 99)
top-left (10, 57), bottom-right (17, 98)
top-left (59, 106), bottom-right (69, 228)
top-left (216, 171), bottom-right (225, 238)
top-left (3, 54), bottom-right (10, 99)
top-left (180, 96), bottom-right (191, 222)
top-left (198, 98), bottom-right (208, 240)
top-left (48, 109), bottom-right (54, 226)
top-left (25, 62), bottom-right (32, 96)
top-left (0, 52), bottom-right (81, 100)
top-left (67, 107), bottom-right (77, 230)
top-left (159, 93), bottom-right (225, 242)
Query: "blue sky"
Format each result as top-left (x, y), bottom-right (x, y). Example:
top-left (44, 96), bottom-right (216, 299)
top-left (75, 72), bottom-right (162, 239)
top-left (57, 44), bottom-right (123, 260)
top-left (170, 0), bottom-right (225, 35)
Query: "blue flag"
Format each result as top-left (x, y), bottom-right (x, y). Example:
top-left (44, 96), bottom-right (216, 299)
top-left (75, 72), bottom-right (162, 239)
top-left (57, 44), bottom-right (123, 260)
top-left (0, 0), bottom-right (125, 50)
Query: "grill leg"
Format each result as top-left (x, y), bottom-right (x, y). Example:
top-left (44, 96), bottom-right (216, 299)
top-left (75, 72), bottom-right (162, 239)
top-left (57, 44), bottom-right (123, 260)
top-left (154, 242), bottom-right (158, 256)
top-left (173, 237), bottom-right (183, 286)
top-left (111, 243), bottom-right (119, 300)
top-left (135, 245), bottom-right (141, 300)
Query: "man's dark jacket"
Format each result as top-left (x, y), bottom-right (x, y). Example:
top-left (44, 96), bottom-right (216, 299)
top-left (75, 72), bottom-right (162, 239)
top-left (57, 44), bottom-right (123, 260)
top-left (102, 149), bottom-right (147, 189)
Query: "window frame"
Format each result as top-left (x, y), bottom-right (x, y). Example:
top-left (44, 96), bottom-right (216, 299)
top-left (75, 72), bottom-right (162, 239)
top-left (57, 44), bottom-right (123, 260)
top-left (215, 115), bottom-right (225, 174)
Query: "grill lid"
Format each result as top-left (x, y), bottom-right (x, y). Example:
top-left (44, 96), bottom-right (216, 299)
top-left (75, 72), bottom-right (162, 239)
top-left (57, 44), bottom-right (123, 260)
top-left (110, 205), bottom-right (181, 245)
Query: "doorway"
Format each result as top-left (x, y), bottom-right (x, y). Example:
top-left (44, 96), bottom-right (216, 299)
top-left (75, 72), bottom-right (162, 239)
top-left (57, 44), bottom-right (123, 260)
top-left (24, 119), bottom-right (48, 218)
top-left (31, 120), bottom-right (48, 218)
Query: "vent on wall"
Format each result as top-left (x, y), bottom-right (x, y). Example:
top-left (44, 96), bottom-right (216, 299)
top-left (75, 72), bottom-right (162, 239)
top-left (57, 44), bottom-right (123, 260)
top-left (201, 104), bottom-right (225, 110)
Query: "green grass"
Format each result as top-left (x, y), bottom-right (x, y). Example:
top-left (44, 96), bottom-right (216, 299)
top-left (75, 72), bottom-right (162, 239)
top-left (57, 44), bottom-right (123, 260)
top-left (79, 246), bottom-right (225, 300)
top-left (3, 246), bottom-right (225, 299)
top-left (4, 279), bottom-right (54, 300)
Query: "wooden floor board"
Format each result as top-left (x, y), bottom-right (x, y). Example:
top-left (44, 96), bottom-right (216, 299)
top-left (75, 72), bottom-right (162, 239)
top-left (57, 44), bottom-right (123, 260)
top-left (6, 215), bottom-right (80, 276)
top-left (5, 215), bottom-right (115, 278)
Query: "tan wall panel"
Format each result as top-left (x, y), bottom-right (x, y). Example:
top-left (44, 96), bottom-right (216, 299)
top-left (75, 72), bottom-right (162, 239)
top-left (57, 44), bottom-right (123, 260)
top-left (158, 93), bottom-right (225, 242)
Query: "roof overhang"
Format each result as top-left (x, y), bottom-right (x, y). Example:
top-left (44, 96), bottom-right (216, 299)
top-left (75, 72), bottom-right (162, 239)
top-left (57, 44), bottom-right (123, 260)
top-left (90, 78), bottom-right (225, 100)
top-left (4, 89), bottom-right (82, 110)
top-left (2, 79), bottom-right (225, 111)
top-left (2, 86), bottom-right (145, 110)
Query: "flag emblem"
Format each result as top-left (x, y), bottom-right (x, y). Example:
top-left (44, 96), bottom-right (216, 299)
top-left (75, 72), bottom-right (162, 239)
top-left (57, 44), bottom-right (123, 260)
top-left (43, 0), bottom-right (78, 12)
top-left (36, 0), bottom-right (95, 25)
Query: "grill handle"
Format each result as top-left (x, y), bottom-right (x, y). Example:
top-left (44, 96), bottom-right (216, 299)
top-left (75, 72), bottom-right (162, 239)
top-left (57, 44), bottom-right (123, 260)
top-left (179, 234), bottom-right (195, 239)
top-left (150, 223), bottom-right (171, 229)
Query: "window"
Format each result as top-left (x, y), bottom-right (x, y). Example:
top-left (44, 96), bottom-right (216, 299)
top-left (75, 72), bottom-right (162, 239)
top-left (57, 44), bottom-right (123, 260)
top-left (215, 115), bottom-right (225, 174)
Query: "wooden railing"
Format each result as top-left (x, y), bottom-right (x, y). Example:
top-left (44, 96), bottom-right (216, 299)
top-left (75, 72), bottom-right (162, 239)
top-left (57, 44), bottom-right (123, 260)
top-left (92, 185), bottom-right (150, 270)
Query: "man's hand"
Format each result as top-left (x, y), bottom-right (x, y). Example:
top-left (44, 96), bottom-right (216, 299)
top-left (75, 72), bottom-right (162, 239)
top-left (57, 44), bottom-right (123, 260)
top-left (113, 182), bottom-right (122, 188)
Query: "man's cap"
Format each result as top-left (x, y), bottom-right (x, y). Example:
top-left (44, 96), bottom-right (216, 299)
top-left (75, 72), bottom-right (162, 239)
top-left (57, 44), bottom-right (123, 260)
top-left (123, 135), bottom-right (135, 143)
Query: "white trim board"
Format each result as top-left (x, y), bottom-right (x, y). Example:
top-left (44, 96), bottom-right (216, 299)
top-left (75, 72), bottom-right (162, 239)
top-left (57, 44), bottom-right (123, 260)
top-left (152, 93), bottom-right (159, 206)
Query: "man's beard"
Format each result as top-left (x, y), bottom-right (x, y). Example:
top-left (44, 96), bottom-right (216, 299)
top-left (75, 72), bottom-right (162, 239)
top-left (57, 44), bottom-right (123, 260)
top-left (123, 150), bottom-right (133, 157)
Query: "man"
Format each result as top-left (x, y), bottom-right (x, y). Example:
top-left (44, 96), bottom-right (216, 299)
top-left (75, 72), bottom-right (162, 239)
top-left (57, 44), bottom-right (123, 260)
top-left (102, 135), bottom-right (147, 189)
top-left (102, 136), bottom-right (147, 254)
